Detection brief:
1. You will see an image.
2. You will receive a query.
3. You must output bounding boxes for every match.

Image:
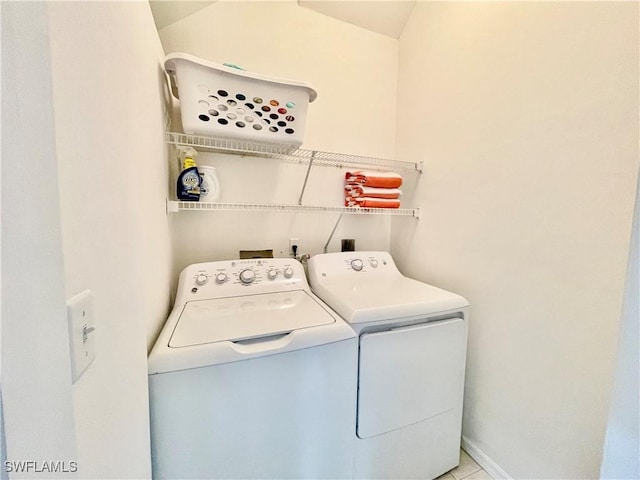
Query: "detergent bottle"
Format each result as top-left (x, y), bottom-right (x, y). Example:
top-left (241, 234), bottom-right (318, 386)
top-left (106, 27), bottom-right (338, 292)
top-left (198, 165), bottom-right (221, 202)
top-left (176, 147), bottom-right (201, 201)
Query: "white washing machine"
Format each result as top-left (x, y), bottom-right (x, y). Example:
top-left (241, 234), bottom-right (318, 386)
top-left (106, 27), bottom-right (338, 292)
top-left (307, 251), bottom-right (470, 480)
top-left (148, 258), bottom-right (357, 479)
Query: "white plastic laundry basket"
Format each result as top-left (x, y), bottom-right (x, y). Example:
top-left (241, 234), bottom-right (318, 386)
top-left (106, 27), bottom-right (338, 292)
top-left (165, 53), bottom-right (317, 151)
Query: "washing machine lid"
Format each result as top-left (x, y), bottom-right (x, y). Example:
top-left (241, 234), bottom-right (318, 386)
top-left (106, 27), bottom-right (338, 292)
top-left (312, 276), bottom-right (469, 324)
top-left (169, 290), bottom-right (335, 347)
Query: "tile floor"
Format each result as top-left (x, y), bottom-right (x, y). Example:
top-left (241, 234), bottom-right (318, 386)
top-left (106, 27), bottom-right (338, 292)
top-left (437, 449), bottom-right (493, 480)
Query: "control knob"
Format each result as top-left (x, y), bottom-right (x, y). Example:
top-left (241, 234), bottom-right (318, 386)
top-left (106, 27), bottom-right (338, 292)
top-left (215, 273), bottom-right (228, 284)
top-left (283, 267), bottom-right (294, 279)
top-left (369, 259), bottom-right (379, 268)
top-left (351, 259), bottom-right (364, 271)
top-left (195, 274), bottom-right (208, 285)
top-left (239, 269), bottom-right (256, 284)
top-left (267, 269), bottom-right (278, 280)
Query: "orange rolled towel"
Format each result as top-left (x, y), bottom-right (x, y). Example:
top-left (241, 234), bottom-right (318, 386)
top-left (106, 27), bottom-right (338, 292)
top-left (345, 185), bottom-right (401, 199)
top-left (345, 170), bottom-right (403, 189)
top-left (346, 197), bottom-right (401, 209)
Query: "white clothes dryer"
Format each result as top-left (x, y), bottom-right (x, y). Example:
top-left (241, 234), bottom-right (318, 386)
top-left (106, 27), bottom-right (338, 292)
top-left (148, 258), bottom-right (357, 479)
top-left (308, 251), bottom-right (470, 480)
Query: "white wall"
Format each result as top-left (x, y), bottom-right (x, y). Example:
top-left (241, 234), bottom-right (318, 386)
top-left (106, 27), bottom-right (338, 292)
top-left (1, 3), bottom-right (78, 476)
top-left (600, 176), bottom-right (639, 479)
top-left (47, 2), bottom-right (173, 478)
top-left (393, 2), bottom-right (639, 479)
top-left (158, 0), bottom-right (401, 275)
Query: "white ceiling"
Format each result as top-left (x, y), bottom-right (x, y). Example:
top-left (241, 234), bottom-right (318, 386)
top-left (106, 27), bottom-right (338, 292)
top-left (298, 1), bottom-right (415, 39)
top-left (149, 1), bottom-right (216, 30)
top-left (149, 1), bottom-right (415, 39)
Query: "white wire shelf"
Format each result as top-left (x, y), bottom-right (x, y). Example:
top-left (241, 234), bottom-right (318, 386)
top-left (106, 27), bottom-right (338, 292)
top-left (166, 131), bottom-right (423, 172)
top-left (167, 200), bottom-right (420, 218)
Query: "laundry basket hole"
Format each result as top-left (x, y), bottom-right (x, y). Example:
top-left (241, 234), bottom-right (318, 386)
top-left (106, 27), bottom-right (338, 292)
top-left (199, 114), bottom-right (210, 122)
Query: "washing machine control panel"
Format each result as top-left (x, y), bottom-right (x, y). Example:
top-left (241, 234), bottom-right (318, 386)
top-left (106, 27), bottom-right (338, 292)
top-left (178, 258), bottom-right (307, 301)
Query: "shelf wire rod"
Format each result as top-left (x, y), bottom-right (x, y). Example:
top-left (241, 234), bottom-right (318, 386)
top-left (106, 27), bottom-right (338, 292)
top-left (298, 151), bottom-right (316, 205)
top-left (323, 213), bottom-right (344, 253)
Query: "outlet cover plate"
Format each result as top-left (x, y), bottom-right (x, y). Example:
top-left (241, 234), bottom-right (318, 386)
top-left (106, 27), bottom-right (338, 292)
top-left (289, 237), bottom-right (300, 255)
top-left (67, 290), bottom-right (95, 383)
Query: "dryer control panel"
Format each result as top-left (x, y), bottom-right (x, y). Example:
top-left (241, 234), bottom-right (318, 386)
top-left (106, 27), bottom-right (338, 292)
top-left (308, 251), bottom-right (400, 280)
top-left (175, 258), bottom-right (306, 304)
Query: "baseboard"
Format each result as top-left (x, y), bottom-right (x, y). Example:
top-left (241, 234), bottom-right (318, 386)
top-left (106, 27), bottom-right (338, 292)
top-left (461, 436), bottom-right (513, 480)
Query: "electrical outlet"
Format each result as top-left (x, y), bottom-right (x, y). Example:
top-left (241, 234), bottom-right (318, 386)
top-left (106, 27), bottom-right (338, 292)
top-left (289, 238), bottom-right (300, 256)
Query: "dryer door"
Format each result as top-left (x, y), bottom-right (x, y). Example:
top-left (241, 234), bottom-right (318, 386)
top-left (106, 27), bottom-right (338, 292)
top-left (357, 317), bottom-right (466, 439)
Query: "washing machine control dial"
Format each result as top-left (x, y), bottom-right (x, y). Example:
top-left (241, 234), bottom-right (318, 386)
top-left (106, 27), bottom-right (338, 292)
top-left (369, 259), bottom-right (379, 268)
top-left (195, 274), bottom-right (208, 285)
top-left (283, 267), bottom-right (294, 279)
top-left (267, 269), bottom-right (278, 280)
top-left (239, 269), bottom-right (256, 284)
top-left (351, 259), bottom-right (364, 271)
top-left (215, 273), bottom-right (228, 284)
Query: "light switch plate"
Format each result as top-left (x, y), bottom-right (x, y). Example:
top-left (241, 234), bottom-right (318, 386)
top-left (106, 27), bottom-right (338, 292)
top-left (67, 290), bottom-right (95, 383)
